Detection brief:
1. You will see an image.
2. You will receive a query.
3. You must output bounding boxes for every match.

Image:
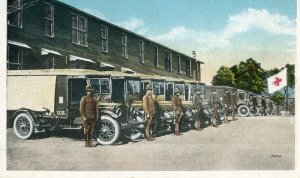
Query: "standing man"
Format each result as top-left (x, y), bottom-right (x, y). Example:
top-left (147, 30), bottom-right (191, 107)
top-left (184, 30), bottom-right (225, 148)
top-left (231, 89), bottom-right (239, 120)
top-left (173, 88), bottom-right (183, 136)
top-left (223, 90), bottom-right (230, 122)
top-left (192, 86), bottom-right (203, 130)
top-left (209, 88), bottom-right (219, 127)
top-left (261, 96), bottom-right (267, 116)
top-left (252, 95), bottom-right (258, 115)
top-left (268, 98), bottom-right (274, 115)
top-left (80, 83), bottom-right (99, 147)
top-left (142, 84), bottom-right (156, 141)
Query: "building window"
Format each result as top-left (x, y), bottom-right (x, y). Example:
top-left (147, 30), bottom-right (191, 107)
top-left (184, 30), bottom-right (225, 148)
top-left (121, 34), bottom-right (128, 59)
top-left (72, 14), bottom-right (88, 46)
top-left (154, 46), bottom-right (158, 67)
top-left (8, 0), bottom-right (22, 27)
top-left (89, 78), bottom-right (110, 94)
top-left (138, 40), bottom-right (144, 64)
top-left (165, 51), bottom-right (172, 71)
top-left (7, 45), bottom-right (23, 70)
top-left (44, 3), bottom-right (54, 37)
top-left (186, 59), bottom-right (191, 77)
top-left (101, 25), bottom-right (108, 53)
top-left (177, 55), bottom-right (181, 74)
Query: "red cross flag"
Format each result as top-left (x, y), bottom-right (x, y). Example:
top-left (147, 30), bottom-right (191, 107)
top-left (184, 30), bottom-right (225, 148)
top-left (267, 68), bottom-right (287, 93)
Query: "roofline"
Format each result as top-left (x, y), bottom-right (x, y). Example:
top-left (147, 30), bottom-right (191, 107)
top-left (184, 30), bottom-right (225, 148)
top-left (54, 0), bottom-right (203, 63)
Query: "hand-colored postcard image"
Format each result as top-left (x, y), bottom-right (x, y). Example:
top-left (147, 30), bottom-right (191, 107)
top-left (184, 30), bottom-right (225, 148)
top-left (5, 0), bottom-right (296, 174)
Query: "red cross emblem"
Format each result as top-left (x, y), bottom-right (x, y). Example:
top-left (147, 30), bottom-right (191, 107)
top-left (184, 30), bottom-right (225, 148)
top-left (273, 77), bottom-right (282, 86)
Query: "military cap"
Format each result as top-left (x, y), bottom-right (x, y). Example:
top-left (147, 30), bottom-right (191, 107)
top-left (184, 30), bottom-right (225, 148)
top-left (174, 88), bottom-right (181, 93)
top-left (86, 83), bottom-right (94, 91)
top-left (195, 86), bottom-right (201, 91)
top-left (145, 84), bottom-right (152, 90)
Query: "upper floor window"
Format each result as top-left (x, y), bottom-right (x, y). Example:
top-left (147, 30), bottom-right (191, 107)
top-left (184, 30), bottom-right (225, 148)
top-left (101, 25), bottom-right (108, 53)
top-left (7, 45), bottom-right (23, 70)
top-left (138, 40), bottom-right (144, 64)
top-left (165, 51), bottom-right (172, 71)
top-left (121, 34), bottom-right (128, 59)
top-left (44, 3), bottom-right (54, 37)
top-left (177, 55), bottom-right (181, 74)
top-left (186, 59), bottom-right (191, 77)
top-left (8, 0), bottom-right (22, 28)
top-left (154, 46), bottom-right (158, 67)
top-left (72, 14), bottom-right (88, 46)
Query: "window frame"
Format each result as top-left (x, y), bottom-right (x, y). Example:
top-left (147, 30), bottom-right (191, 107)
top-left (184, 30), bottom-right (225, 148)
top-left (101, 25), bottom-right (108, 53)
top-left (154, 46), bottom-right (159, 67)
top-left (138, 40), bottom-right (144, 64)
top-left (44, 2), bottom-right (54, 37)
top-left (71, 13), bottom-right (88, 47)
top-left (7, 0), bottom-right (22, 28)
top-left (7, 45), bottom-right (23, 70)
top-left (177, 55), bottom-right (181, 74)
top-left (121, 33), bottom-right (128, 59)
top-left (164, 50), bottom-right (172, 71)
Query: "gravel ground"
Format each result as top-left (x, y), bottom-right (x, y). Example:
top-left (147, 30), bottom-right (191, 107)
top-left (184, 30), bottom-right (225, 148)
top-left (6, 116), bottom-right (295, 171)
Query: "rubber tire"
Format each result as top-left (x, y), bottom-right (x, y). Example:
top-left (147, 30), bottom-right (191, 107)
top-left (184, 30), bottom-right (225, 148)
top-left (238, 105), bottom-right (250, 117)
top-left (13, 113), bottom-right (35, 139)
top-left (96, 115), bottom-right (120, 145)
top-left (252, 106), bottom-right (260, 116)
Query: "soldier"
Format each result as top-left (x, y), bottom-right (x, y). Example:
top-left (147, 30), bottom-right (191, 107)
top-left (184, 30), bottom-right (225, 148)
top-left (209, 88), bottom-right (219, 127)
top-left (173, 88), bottom-right (183, 136)
top-left (261, 96), bottom-right (267, 116)
top-left (268, 97), bottom-right (274, 115)
top-left (231, 88), bottom-right (239, 120)
top-left (252, 95), bottom-right (258, 115)
top-left (223, 90), bottom-right (230, 122)
top-left (80, 83), bottom-right (99, 147)
top-left (142, 84), bottom-right (156, 141)
top-left (192, 86), bottom-right (203, 130)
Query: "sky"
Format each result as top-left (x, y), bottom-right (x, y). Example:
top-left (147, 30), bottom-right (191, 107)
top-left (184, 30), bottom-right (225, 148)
top-left (60, 0), bottom-right (296, 84)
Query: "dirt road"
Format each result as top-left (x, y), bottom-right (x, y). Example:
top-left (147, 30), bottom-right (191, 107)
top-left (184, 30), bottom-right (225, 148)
top-left (6, 116), bottom-right (294, 171)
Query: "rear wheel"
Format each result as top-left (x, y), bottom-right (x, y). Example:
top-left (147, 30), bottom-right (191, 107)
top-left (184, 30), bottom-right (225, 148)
top-left (95, 115), bottom-right (120, 145)
top-left (238, 105), bottom-right (250, 117)
top-left (13, 113), bottom-right (35, 139)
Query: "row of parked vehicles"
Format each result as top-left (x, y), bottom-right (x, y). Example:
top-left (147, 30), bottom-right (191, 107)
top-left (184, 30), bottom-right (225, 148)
top-left (7, 69), bottom-right (267, 145)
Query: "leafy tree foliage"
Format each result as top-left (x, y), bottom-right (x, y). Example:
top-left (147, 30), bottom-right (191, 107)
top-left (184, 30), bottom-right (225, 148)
top-left (233, 58), bottom-right (265, 94)
top-left (211, 66), bottom-right (235, 86)
top-left (271, 92), bottom-right (284, 105)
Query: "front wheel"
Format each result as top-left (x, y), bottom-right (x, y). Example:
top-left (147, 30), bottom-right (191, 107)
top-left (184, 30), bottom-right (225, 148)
top-left (238, 105), bottom-right (250, 117)
top-left (95, 115), bottom-right (120, 145)
top-left (13, 113), bottom-right (35, 139)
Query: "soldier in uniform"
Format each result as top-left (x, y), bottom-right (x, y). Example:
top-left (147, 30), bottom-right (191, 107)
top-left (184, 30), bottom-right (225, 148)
top-left (223, 90), bottom-right (230, 122)
top-left (209, 88), bottom-right (219, 127)
top-left (80, 83), bottom-right (99, 147)
top-left (142, 84), bottom-right (156, 141)
top-left (231, 88), bottom-right (239, 120)
top-left (261, 96), bottom-right (267, 116)
top-left (252, 95), bottom-right (258, 115)
top-left (192, 86), bottom-right (203, 130)
top-left (173, 88), bottom-right (183, 136)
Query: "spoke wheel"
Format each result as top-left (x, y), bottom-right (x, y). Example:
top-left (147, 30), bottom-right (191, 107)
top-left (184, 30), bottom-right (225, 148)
top-left (238, 105), bottom-right (250, 117)
top-left (96, 115), bottom-right (120, 145)
top-left (13, 113), bottom-right (35, 139)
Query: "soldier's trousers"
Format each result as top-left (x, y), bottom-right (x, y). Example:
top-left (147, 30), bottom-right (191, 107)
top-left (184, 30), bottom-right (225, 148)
top-left (263, 106), bottom-right (267, 116)
top-left (224, 104), bottom-right (229, 121)
top-left (145, 114), bottom-right (155, 138)
top-left (174, 112), bottom-right (182, 133)
top-left (232, 105), bottom-right (237, 119)
top-left (84, 118), bottom-right (96, 140)
top-left (211, 104), bottom-right (218, 125)
top-left (195, 109), bottom-right (202, 129)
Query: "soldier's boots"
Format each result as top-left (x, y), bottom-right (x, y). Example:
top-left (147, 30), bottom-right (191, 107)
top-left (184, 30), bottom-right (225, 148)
top-left (85, 135), bottom-right (91, 148)
top-left (89, 133), bottom-right (97, 147)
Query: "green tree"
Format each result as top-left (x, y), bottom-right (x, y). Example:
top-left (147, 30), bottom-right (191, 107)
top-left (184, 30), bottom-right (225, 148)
top-left (271, 92), bottom-right (285, 115)
top-left (233, 58), bottom-right (265, 93)
top-left (211, 65), bottom-right (235, 86)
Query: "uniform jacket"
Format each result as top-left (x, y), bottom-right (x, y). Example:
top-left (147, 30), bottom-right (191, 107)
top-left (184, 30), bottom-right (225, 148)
top-left (209, 94), bottom-right (219, 106)
top-left (223, 94), bottom-right (231, 105)
top-left (172, 95), bottom-right (182, 112)
top-left (252, 97), bottom-right (258, 106)
top-left (143, 94), bottom-right (155, 115)
top-left (193, 93), bottom-right (202, 110)
top-left (261, 99), bottom-right (267, 107)
top-left (80, 95), bottom-right (99, 119)
top-left (231, 92), bottom-right (238, 106)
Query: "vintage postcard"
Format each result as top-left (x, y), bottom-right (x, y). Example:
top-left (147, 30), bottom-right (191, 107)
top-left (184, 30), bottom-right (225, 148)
top-left (0, 0), bottom-right (299, 177)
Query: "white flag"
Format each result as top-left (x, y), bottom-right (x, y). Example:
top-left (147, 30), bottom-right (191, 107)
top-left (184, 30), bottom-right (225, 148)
top-left (267, 68), bottom-right (287, 93)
